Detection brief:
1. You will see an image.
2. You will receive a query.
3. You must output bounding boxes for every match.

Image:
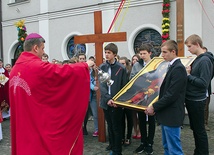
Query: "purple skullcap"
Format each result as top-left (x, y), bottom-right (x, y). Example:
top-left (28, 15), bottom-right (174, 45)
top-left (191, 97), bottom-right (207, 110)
top-left (25, 33), bottom-right (43, 40)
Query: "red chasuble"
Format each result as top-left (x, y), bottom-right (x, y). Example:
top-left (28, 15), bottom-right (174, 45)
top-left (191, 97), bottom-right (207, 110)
top-left (9, 52), bottom-right (90, 155)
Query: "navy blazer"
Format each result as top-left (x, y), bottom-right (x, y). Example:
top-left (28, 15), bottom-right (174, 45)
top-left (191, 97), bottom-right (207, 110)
top-left (153, 59), bottom-right (187, 127)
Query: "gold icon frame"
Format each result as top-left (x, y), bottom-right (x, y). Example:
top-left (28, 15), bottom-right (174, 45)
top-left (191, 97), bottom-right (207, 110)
top-left (113, 57), bottom-right (195, 111)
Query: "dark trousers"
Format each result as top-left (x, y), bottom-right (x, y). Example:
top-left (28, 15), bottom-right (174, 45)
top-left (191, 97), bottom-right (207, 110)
top-left (185, 99), bottom-right (209, 155)
top-left (121, 108), bottom-right (133, 140)
top-left (204, 96), bottom-right (210, 125)
top-left (104, 107), bottom-right (123, 154)
top-left (138, 111), bottom-right (155, 145)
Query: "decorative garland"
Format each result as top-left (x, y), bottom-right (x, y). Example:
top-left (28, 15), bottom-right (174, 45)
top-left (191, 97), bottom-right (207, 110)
top-left (162, 0), bottom-right (170, 43)
top-left (14, 19), bottom-right (27, 57)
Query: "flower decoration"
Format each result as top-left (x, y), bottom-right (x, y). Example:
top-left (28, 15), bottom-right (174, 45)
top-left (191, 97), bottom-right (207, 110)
top-left (14, 19), bottom-right (27, 56)
top-left (162, 0), bottom-right (170, 43)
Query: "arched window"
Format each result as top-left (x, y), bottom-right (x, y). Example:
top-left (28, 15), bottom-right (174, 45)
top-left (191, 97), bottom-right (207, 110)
top-left (66, 36), bottom-right (86, 59)
top-left (133, 29), bottom-right (162, 58)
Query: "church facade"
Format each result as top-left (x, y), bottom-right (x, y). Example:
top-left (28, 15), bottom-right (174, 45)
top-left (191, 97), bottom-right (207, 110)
top-left (1, 0), bottom-right (214, 108)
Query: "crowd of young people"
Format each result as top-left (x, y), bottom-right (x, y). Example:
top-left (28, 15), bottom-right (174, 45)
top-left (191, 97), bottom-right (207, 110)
top-left (0, 33), bottom-right (213, 155)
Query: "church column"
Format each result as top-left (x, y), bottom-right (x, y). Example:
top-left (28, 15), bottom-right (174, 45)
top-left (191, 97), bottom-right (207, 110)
top-left (39, 0), bottom-right (49, 56)
top-left (184, 0), bottom-right (202, 56)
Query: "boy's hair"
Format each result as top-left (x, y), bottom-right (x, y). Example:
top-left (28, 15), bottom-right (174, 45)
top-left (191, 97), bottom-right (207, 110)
top-left (161, 40), bottom-right (178, 55)
top-left (62, 60), bottom-right (72, 65)
top-left (77, 53), bottom-right (86, 59)
top-left (202, 46), bottom-right (208, 52)
top-left (139, 43), bottom-right (153, 53)
top-left (184, 34), bottom-right (203, 48)
top-left (104, 43), bottom-right (118, 55)
top-left (88, 56), bottom-right (96, 62)
top-left (119, 56), bottom-right (129, 66)
top-left (5, 63), bottom-right (11, 67)
top-left (89, 56), bottom-right (95, 60)
top-left (132, 54), bottom-right (140, 61)
top-left (24, 38), bottom-right (45, 51)
top-left (115, 55), bottom-right (120, 60)
top-left (42, 53), bottom-right (49, 59)
top-left (70, 57), bottom-right (78, 63)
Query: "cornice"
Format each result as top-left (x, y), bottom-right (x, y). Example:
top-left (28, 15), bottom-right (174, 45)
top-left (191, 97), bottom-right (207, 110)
top-left (2, 0), bottom-right (162, 27)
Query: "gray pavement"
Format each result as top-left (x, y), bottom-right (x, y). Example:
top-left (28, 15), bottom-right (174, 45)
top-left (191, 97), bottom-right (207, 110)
top-left (0, 113), bottom-right (214, 155)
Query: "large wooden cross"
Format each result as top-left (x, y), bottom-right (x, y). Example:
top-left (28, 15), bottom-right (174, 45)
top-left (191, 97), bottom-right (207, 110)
top-left (74, 11), bottom-right (127, 142)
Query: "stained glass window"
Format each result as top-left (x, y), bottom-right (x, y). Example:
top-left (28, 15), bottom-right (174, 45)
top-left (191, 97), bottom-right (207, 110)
top-left (66, 36), bottom-right (86, 59)
top-left (133, 29), bottom-right (162, 58)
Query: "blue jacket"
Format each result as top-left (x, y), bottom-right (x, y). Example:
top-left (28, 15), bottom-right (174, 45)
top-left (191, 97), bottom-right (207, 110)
top-left (89, 68), bottom-right (96, 102)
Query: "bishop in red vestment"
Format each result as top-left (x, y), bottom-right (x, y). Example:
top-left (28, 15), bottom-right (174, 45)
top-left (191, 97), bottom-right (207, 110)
top-left (9, 33), bottom-right (94, 155)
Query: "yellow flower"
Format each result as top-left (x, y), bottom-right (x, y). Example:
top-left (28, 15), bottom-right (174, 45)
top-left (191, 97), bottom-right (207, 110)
top-left (14, 19), bottom-right (25, 27)
top-left (163, 18), bottom-right (170, 21)
top-left (165, 23), bottom-right (170, 26)
top-left (163, 29), bottom-right (169, 32)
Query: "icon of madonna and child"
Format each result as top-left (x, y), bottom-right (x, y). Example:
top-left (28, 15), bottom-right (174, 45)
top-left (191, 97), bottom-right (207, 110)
top-left (113, 59), bottom-right (169, 110)
top-left (113, 57), bottom-right (195, 110)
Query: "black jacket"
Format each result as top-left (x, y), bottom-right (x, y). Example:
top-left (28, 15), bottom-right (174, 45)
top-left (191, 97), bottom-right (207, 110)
top-left (186, 52), bottom-right (214, 100)
top-left (99, 60), bottom-right (128, 110)
top-left (203, 51), bottom-right (214, 95)
top-left (153, 59), bottom-right (187, 127)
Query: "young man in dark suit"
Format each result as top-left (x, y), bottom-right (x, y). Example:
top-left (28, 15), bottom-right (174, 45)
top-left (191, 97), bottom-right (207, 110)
top-left (145, 40), bottom-right (187, 155)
